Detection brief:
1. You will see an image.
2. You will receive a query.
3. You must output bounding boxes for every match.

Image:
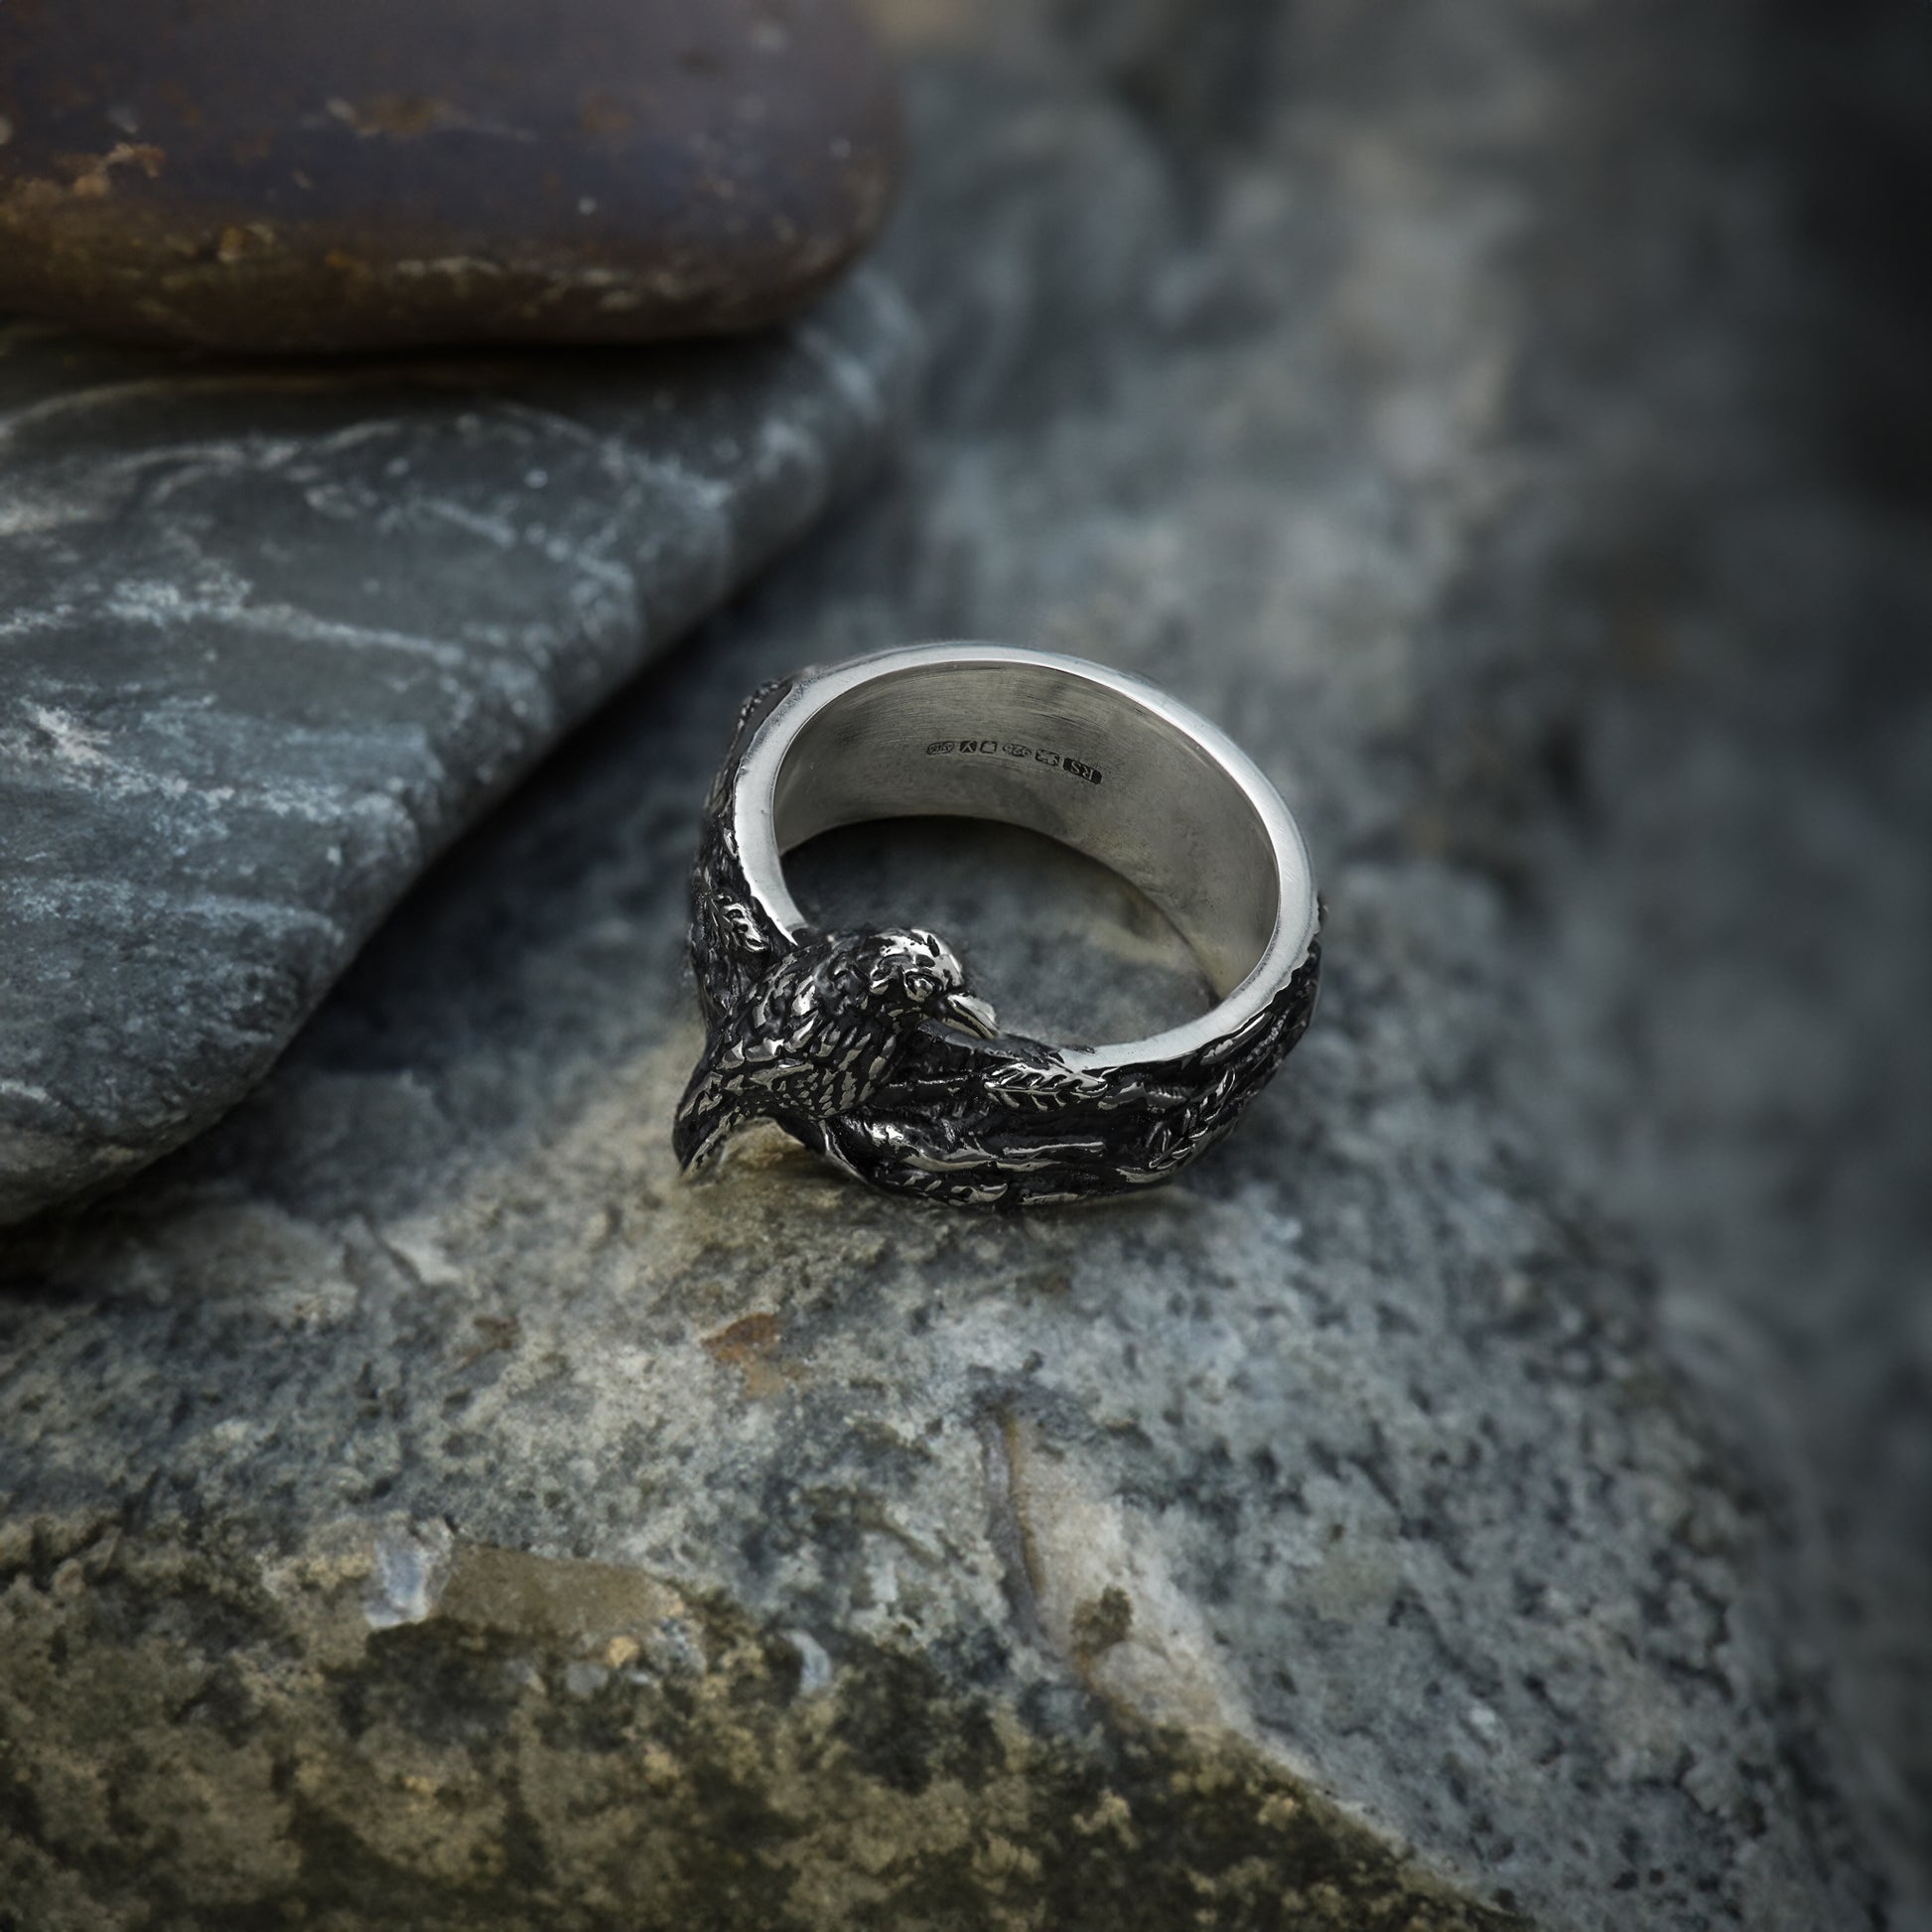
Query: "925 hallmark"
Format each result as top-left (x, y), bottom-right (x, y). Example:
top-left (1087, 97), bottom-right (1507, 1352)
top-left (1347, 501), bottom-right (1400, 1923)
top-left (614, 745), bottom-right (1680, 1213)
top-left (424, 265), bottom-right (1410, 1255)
top-left (925, 738), bottom-right (1104, 784)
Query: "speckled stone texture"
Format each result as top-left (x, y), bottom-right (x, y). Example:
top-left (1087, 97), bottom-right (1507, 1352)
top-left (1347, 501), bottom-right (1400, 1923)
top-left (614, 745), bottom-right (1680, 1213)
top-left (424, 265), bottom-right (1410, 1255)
top-left (0, 271), bottom-right (919, 1225)
top-left (3, 0), bottom-right (1927, 1928)
top-left (0, 0), bottom-right (903, 352)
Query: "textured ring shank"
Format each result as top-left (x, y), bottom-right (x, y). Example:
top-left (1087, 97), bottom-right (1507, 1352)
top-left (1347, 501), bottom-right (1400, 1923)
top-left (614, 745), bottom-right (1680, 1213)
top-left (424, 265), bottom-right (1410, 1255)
top-left (688, 642), bottom-right (1321, 1205)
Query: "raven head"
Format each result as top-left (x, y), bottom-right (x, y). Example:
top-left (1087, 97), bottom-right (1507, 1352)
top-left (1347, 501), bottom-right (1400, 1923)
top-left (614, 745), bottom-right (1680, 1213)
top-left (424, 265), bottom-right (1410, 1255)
top-left (857, 928), bottom-right (1001, 1039)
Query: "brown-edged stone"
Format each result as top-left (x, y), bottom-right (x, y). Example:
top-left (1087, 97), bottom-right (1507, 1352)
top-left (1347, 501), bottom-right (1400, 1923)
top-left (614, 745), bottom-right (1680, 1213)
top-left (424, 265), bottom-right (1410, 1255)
top-left (0, 0), bottom-right (903, 352)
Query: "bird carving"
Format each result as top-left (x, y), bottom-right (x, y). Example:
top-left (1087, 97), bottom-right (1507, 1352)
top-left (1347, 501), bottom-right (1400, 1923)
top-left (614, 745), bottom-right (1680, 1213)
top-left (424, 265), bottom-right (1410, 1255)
top-left (673, 927), bottom-right (1001, 1172)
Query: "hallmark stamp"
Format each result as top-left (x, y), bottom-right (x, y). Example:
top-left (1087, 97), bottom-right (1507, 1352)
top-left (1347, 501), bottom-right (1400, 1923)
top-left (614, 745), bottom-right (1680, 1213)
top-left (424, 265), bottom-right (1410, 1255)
top-left (925, 736), bottom-right (1103, 784)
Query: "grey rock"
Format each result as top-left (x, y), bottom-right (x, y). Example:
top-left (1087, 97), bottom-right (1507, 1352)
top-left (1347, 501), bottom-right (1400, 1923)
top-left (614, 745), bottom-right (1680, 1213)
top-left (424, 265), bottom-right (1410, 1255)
top-left (2, 2), bottom-right (1926, 1930)
top-left (0, 271), bottom-right (921, 1225)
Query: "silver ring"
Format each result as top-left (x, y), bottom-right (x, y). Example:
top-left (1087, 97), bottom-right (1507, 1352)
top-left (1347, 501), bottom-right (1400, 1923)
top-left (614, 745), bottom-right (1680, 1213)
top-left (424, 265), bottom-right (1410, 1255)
top-left (674, 642), bottom-right (1321, 1206)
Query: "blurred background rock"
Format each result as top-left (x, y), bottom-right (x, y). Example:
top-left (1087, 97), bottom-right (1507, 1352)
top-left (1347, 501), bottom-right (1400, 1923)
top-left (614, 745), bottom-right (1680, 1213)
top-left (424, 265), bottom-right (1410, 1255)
top-left (0, 0), bottom-right (902, 350)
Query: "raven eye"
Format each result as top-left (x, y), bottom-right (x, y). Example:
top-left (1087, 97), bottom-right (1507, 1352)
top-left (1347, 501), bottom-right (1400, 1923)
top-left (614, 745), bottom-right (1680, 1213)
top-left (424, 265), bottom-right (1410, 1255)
top-left (904, 974), bottom-right (932, 1001)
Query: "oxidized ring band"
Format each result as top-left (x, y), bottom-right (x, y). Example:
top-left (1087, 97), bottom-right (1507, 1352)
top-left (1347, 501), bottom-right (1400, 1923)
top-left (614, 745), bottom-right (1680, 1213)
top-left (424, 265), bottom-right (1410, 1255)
top-left (674, 642), bottom-right (1321, 1207)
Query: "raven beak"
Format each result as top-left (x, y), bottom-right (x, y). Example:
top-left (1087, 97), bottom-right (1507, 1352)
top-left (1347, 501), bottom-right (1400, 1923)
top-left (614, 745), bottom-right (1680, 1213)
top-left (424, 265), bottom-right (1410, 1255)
top-left (939, 991), bottom-right (1001, 1039)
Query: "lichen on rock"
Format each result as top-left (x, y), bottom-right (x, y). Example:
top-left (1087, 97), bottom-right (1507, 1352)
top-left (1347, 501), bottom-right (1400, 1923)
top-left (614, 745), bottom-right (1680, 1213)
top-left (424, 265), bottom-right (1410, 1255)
top-left (0, 1513), bottom-right (1519, 1931)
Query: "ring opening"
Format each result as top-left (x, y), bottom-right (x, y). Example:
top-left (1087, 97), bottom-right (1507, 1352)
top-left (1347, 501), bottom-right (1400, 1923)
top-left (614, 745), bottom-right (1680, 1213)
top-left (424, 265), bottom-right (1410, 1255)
top-left (766, 657), bottom-right (1281, 1000)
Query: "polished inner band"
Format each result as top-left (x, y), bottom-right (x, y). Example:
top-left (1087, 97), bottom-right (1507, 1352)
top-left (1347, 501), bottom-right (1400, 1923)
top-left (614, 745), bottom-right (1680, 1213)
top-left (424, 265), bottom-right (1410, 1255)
top-left (733, 643), bottom-right (1318, 1069)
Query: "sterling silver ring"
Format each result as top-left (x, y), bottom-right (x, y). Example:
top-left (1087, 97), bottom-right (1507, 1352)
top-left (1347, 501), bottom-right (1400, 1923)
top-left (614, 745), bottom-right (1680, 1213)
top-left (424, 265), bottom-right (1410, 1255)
top-left (674, 642), bottom-right (1321, 1207)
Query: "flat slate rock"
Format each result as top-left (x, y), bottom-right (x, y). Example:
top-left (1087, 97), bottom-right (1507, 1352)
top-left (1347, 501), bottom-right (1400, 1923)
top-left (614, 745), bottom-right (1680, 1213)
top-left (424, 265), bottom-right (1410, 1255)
top-left (0, 270), bottom-right (920, 1225)
top-left (0, 0), bottom-right (902, 351)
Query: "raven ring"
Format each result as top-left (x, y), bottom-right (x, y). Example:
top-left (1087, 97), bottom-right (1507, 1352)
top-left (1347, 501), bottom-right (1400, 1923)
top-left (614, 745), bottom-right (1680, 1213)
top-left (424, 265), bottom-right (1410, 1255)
top-left (674, 643), bottom-right (1321, 1208)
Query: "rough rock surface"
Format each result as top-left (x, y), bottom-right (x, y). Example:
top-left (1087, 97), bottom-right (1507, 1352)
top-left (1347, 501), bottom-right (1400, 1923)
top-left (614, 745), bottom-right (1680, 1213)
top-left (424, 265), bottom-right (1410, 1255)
top-left (3, 1), bottom-right (1927, 1929)
top-left (0, 0), bottom-right (902, 352)
top-left (0, 271), bottom-right (920, 1227)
